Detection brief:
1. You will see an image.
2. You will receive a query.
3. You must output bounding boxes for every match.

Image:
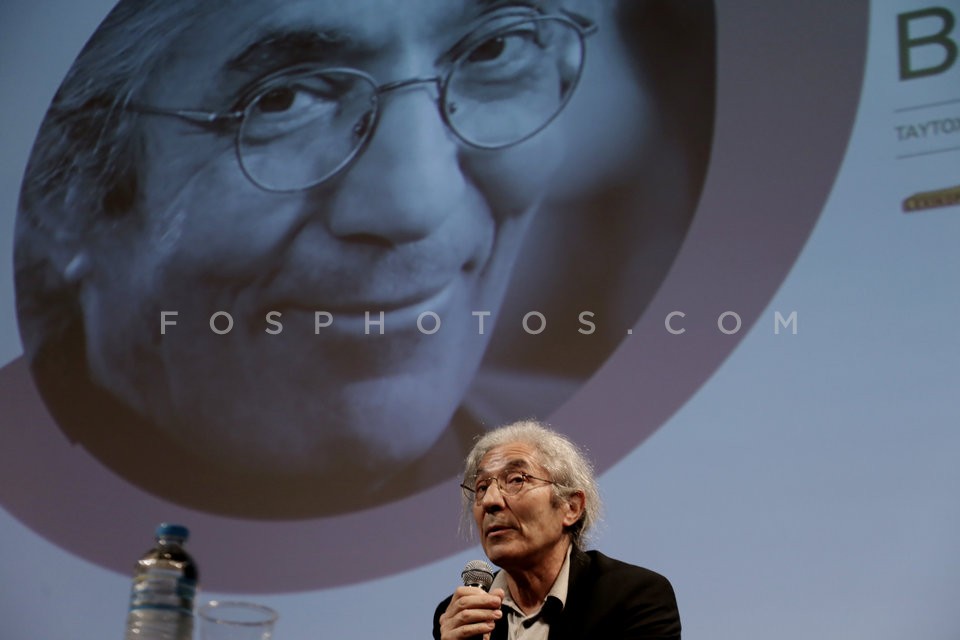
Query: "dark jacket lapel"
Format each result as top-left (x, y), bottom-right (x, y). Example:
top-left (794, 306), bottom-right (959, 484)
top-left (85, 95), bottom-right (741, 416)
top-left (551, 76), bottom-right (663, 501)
top-left (547, 547), bottom-right (592, 640)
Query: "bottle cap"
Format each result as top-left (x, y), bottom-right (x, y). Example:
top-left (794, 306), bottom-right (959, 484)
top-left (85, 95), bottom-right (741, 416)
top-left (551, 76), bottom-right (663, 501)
top-left (156, 523), bottom-right (190, 542)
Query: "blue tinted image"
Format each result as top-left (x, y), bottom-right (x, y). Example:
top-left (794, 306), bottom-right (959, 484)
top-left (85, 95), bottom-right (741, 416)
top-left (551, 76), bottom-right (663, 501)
top-left (13, 0), bottom-right (714, 517)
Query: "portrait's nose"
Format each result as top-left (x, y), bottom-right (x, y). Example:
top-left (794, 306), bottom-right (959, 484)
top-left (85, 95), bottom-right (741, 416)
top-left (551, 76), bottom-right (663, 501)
top-left (323, 84), bottom-right (467, 245)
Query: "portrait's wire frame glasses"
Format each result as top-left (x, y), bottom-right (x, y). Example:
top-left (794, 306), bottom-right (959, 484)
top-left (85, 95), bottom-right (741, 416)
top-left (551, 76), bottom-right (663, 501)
top-left (461, 469), bottom-right (561, 505)
top-left (125, 9), bottom-right (598, 193)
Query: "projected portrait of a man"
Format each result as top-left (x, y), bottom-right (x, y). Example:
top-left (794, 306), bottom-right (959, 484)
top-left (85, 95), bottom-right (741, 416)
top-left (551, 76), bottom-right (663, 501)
top-left (14, 0), bottom-right (714, 517)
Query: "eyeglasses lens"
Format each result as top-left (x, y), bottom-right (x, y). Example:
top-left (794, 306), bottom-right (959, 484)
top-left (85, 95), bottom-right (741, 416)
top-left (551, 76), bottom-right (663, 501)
top-left (445, 17), bottom-right (584, 148)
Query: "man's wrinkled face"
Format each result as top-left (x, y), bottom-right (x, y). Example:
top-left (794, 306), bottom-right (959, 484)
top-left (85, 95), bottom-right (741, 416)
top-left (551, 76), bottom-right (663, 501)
top-left (472, 442), bottom-right (581, 571)
top-left (75, 0), bottom-right (565, 480)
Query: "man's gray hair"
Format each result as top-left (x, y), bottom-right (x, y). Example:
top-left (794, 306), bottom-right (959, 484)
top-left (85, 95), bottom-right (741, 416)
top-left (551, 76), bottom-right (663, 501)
top-left (15, 0), bottom-right (204, 358)
top-left (462, 419), bottom-right (602, 549)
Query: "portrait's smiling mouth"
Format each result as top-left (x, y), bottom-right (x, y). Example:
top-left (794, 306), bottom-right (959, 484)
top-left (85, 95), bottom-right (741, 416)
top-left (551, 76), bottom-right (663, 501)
top-left (248, 264), bottom-right (484, 341)
top-left (354, 280), bottom-right (456, 317)
top-left (265, 277), bottom-right (457, 318)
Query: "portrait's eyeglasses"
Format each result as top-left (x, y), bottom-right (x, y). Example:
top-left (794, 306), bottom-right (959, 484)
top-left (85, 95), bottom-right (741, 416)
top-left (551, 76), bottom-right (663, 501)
top-left (461, 469), bottom-right (559, 504)
top-left (128, 11), bottom-right (597, 192)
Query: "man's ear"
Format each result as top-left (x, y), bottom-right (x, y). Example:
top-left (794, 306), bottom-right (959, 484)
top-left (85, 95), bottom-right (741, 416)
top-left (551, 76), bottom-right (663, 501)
top-left (562, 490), bottom-right (586, 527)
top-left (21, 210), bottom-right (95, 286)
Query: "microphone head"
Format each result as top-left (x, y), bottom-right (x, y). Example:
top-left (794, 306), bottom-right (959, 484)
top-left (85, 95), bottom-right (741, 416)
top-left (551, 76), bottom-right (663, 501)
top-left (461, 559), bottom-right (495, 591)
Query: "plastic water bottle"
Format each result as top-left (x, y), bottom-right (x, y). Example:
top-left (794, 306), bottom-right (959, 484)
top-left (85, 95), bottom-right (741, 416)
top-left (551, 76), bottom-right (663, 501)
top-left (123, 523), bottom-right (199, 640)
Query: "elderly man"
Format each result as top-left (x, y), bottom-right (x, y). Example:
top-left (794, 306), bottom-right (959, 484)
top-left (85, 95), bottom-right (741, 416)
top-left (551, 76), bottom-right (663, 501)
top-left (434, 420), bottom-right (681, 639)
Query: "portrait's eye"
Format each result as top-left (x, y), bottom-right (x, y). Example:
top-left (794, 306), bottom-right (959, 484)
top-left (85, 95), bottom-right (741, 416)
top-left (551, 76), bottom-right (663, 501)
top-left (250, 79), bottom-right (338, 117)
top-left (241, 75), bottom-right (345, 143)
top-left (255, 87), bottom-right (297, 114)
top-left (458, 25), bottom-right (543, 85)
top-left (467, 36), bottom-right (508, 63)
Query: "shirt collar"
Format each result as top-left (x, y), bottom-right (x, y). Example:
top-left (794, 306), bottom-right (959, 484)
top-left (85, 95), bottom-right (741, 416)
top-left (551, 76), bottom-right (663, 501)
top-left (492, 544), bottom-right (573, 617)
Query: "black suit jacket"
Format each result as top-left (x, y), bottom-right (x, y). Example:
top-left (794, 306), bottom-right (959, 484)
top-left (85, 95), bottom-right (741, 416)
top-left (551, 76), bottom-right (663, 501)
top-left (433, 548), bottom-right (681, 639)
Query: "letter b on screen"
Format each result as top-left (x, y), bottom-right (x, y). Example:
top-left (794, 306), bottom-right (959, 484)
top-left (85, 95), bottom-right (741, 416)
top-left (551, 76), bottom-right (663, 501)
top-left (898, 7), bottom-right (957, 80)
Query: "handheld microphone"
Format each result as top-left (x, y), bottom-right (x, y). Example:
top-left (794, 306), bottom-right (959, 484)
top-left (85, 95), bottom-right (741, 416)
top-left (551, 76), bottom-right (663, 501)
top-left (461, 559), bottom-right (494, 591)
top-left (461, 560), bottom-right (495, 640)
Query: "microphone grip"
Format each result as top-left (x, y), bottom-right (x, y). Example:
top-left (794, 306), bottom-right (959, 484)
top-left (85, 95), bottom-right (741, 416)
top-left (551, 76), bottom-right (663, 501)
top-left (460, 560), bottom-right (496, 640)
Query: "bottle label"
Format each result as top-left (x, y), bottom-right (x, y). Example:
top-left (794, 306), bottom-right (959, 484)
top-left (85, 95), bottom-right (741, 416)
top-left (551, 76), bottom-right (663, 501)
top-left (129, 568), bottom-right (197, 614)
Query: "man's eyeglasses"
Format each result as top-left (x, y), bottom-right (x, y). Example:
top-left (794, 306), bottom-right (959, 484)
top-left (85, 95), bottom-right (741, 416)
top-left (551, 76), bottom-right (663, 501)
top-left (128, 11), bottom-right (597, 192)
top-left (461, 469), bottom-right (559, 504)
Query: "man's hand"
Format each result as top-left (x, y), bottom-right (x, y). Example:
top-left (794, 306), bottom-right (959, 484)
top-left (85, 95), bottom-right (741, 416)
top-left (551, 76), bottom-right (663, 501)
top-left (438, 586), bottom-right (505, 639)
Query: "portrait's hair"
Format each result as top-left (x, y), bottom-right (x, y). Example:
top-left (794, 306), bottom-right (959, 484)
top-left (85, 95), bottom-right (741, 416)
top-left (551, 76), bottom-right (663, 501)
top-left (462, 419), bottom-right (603, 549)
top-left (15, 0), bottom-right (200, 357)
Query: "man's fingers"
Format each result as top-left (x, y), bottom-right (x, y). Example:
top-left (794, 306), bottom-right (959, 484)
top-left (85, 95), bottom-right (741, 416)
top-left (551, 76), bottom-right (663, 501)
top-left (451, 586), bottom-right (503, 610)
top-left (439, 591), bottom-right (503, 640)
